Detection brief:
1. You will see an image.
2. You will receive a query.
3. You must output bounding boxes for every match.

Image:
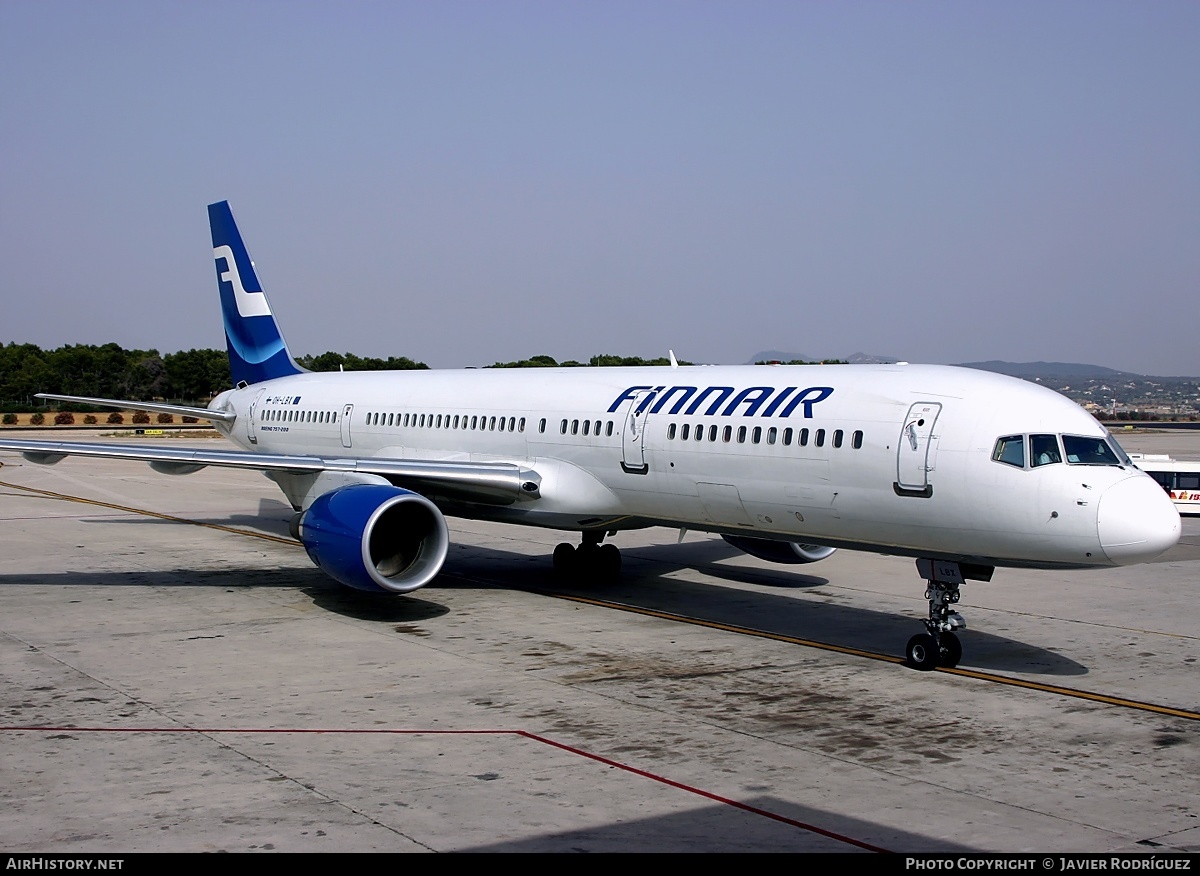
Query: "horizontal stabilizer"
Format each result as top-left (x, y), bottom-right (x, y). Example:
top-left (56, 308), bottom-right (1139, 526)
top-left (34, 393), bottom-right (236, 424)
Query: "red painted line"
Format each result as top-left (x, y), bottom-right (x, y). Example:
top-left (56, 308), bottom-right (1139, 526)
top-left (520, 729), bottom-right (890, 852)
top-left (4, 725), bottom-right (890, 852)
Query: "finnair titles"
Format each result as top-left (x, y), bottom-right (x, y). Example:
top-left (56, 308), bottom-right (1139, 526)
top-left (607, 385), bottom-right (833, 419)
top-left (0, 200), bottom-right (1181, 672)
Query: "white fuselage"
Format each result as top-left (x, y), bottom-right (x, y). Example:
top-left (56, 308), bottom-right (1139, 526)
top-left (209, 362), bottom-right (1180, 570)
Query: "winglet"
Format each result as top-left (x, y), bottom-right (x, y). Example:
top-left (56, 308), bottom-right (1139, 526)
top-left (208, 201), bottom-right (304, 385)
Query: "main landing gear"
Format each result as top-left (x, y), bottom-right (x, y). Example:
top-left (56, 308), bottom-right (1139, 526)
top-left (553, 530), bottom-right (622, 584)
top-left (905, 558), bottom-right (972, 671)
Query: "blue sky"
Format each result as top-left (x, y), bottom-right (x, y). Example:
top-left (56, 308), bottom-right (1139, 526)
top-left (2, 1), bottom-right (1197, 375)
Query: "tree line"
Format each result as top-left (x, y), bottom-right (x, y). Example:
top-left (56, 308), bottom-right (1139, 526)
top-left (0, 343), bottom-right (434, 410)
top-left (0, 344), bottom-right (729, 411)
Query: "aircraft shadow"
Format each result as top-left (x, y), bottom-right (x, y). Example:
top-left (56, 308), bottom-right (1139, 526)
top-left (0, 564), bottom-right (450, 624)
top-left (435, 538), bottom-right (1090, 677)
top-left (458, 793), bottom-right (975, 853)
top-left (4, 506), bottom-right (1086, 675)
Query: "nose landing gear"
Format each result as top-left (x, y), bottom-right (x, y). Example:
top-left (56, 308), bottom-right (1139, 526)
top-left (905, 559), bottom-right (987, 670)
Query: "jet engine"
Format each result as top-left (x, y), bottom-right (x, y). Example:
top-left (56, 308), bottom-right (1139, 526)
top-left (298, 483), bottom-right (449, 593)
top-left (722, 534), bottom-right (836, 564)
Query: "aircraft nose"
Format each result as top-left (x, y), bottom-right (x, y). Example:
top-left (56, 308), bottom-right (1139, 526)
top-left (1097, 475), bottom-right (1181, 565)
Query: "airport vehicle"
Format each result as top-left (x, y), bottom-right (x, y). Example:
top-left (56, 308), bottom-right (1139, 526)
top-left (0, 202), bottom-right (1181, 670)
top-left (1130, 454), bottom-right (1200, 516)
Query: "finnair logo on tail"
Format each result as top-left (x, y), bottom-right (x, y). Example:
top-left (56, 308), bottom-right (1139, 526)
top-left (214, 245), bottom-right (271, 318)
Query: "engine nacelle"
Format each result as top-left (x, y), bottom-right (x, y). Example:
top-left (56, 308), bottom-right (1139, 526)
top-left (298, 484), bottom-right (449, 593)
top-left (722, 534), bottom-right (836, 564)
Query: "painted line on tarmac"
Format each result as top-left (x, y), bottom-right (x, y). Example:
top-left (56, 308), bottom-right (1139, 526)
top-left (0, 725), bottom-right (889, 853)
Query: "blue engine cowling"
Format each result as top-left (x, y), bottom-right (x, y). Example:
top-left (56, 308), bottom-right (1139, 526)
top-left (722, 534), bottom-right (836, 564)
top-left (298, 484), bottom-right (450, 593)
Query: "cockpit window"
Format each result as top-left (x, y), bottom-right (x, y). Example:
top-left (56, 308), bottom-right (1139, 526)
top-left (1062, 434), bottom-right (1122, 466)
top-left (1104, 430), bottom-right (1133, 465)
top-left (1030, 434), bottom-right (1062, 467)
top-left (992, 435), bottom-right (1025, 468)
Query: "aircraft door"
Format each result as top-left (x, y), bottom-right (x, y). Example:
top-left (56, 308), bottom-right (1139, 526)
top-left (619, 391), bottom-right (652, 474)
top-left (896, 402), bottom-right (942, 494)
top-left (246, 389), bottom-right (265, 445)
top-left (340, 404), bottom-right (354, 448)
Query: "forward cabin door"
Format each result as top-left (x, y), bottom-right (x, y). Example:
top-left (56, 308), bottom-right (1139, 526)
top-left (896, 401), bottom-right (942, 494)
top-left (340, 404), bottom-right (354, 448)
top-left (619, 390), bottom-right (652, 474)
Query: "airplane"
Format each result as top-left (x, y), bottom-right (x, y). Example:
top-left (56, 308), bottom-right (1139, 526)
top-left (0, 201), bottom-right (1182, 671)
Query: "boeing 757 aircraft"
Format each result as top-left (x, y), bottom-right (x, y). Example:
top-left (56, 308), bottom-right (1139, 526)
top-left (0, 202), bottom-right (1181, 670)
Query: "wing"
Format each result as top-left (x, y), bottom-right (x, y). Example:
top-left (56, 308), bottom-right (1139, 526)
top-left (0, 438), bottom-right (541, 505)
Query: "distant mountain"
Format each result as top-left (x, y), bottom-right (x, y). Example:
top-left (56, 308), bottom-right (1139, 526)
top-left (747, 350), bottom-right (899, 365)
top-left (745, 354), bottom-right (1198, 381)
top-left (740, 353), bottom-right (1197, 413)
top-left (957, 361), bottom-right (1135, 379)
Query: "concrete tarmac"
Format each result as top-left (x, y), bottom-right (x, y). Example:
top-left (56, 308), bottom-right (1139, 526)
top-left (0, 429), bottom-right (1197, 853)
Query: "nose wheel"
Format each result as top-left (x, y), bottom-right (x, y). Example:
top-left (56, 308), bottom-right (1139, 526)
top-left (906, 630), bottom-right (962, 671)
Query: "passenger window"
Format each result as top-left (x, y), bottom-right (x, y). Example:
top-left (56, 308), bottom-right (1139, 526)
top-left (680, 424), bottom-right (689, 440)
top-left (538, 418), bottom-right (546, 433)
top-left (833, 429), bottom-right (843, 448)
top-left (992, 435), bottom-right (1025, 468)
top-left (667, 423), bottom-right (677, 440)
top-left (722, 425), bottom-right (732, 442)
top-left (767, 427), bottom-right (776, 445)
top-left (815, 429), bottom-right (825, 448)
top-left (783, 427), bottom-right (793, 446)
top-left (1030, 434), bottom-right (1062, 467)
top-left (799, 428), bottom-right (809, 447)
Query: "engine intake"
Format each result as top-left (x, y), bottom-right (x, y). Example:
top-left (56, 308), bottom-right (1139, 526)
top-left (722, 534), bottom-right (836, 564)
top-left (299, 484), bottom-right (449, 593)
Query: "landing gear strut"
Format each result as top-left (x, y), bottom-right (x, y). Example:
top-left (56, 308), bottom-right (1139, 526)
top-left (906, 559), bottom-right (970, 671)
top-left (553, 530), bottom-right (622, 584)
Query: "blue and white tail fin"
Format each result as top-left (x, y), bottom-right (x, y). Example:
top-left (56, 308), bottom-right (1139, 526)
top-left (208, 201), bottom-right (305, 386)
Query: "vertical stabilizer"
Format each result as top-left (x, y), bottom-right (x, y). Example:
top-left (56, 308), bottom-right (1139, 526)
top-left (208, 201), bottom-right (304, 385)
